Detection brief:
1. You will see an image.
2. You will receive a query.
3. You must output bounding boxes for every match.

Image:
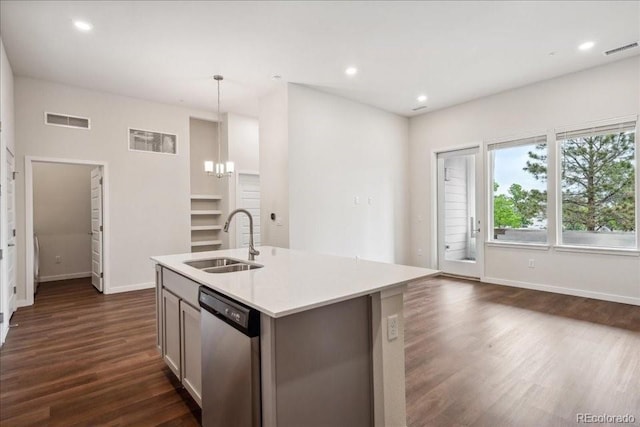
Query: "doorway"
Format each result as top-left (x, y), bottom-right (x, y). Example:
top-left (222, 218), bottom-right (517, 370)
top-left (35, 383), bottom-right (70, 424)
top-left (25, 157), bottom-right (110, 305)
top-left (436, 147), bottom-right (483, 278)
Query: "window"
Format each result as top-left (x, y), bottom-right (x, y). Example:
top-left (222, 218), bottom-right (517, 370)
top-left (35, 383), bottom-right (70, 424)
top-left (556, 121), bottom-right (636, 249)
top-left (489, 135), bottom-right (548, 244)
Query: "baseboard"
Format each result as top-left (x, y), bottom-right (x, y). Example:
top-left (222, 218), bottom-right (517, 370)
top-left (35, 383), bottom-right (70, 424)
top-left (105, 282), bottom-right (155, 294)
top-left (482, 276), bottom-right (640, 306)
top-left (16, 299), bottom-right (30, 308)
top-left (39, 272), bottom-right (92, 283)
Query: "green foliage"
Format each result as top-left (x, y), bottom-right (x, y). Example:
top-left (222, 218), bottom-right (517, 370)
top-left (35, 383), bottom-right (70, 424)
top-left (493, 182), bottom-right (546, 229)
top-left (525, 132), bottom-right (635, 231)
top-left (494, 192), bottom-right (521, 228)
top-left (508, 184), bottom-right (547, 227)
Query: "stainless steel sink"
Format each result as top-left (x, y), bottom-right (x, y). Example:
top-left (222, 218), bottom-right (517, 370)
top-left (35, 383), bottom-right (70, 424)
top-left (184, 257), bottom-right (263, 274)
top-left (184, 258), bottom-right (241, 269)
top-left (203, 263), bottom-right (263, 274)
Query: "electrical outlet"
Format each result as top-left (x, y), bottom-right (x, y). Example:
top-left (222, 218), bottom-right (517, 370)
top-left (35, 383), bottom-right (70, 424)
top-left (528, 259), bottom-right (535, 268)
top-left (354, 196), bottom-right (360, 205)
top-left (417, 248), bottom-right (423, 257)
top-left (387, 314), bottom-right (399, 341)
top-left (55, 255), bottom-right (62, 264)
top-left (367, 197), bottom-right (372, 205)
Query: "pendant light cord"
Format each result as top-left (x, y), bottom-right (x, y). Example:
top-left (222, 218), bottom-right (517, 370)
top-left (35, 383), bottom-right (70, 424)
top-left (217, 76), bottom-right (222, 169)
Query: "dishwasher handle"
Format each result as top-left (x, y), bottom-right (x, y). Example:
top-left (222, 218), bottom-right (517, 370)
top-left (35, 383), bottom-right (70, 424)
top-left (199, 287), bottom-right (260, 338)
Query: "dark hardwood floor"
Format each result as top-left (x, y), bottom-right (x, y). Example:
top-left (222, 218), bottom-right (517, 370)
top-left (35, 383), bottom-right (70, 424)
top-left (1, 276), bottom-right (639, 426)
top-left (405, 277), bottom-right (640, 426)
top-left (0, 279), bottom-right (200, 426)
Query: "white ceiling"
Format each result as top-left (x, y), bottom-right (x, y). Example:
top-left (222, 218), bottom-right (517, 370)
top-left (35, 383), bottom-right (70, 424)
top-left (1, 1), bottom-right (638, 118)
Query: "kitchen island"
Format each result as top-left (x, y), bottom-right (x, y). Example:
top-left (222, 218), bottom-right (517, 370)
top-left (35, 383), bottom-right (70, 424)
top-left (152, 246), bottom-right (439, 427)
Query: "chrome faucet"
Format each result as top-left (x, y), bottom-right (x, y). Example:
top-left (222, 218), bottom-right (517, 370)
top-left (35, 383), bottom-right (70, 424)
top-left (223, 209), bottom-right (260, 261)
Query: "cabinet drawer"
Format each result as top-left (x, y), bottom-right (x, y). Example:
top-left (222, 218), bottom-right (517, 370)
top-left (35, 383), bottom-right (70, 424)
top-left (162, 267), bottom-right (200, 309)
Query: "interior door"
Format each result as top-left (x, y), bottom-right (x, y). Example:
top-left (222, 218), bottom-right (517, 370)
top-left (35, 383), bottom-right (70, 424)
top-left (90, 167), bottom-right (104, 292)
top-left (437, 147), bottom-right (483, 278)
top-left (236, 173), bottom-right (261, 248)
top-left (6, 149), bottom-right (16, 314)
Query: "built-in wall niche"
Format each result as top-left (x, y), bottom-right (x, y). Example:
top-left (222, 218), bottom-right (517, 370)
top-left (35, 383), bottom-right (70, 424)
top-left (190, 195), bottom-right (222, 252)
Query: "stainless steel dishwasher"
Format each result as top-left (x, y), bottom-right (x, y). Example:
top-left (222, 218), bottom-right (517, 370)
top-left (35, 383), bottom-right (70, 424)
top-left (199, 286), bottom-right (261, 427)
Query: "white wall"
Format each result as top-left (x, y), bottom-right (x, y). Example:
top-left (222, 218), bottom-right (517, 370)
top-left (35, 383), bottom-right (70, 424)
top-left (225, 113), bottom-right (260, 249)
top-left (0, 37), bottom-right (15, 343)
top-left (259, 84), bottom-right (409, 264)
top-left (288, 85), bottom-right (409, 263)
top-left (15, 77), bottom-right (216, 301)
top-left (409, 57), bottom-right (640, 304)
top-left (33, 163), bottom-right (93, 281)
top-left (228, 113), bottom-right (259, 172)
top-left (259, 85), bottom-right (290, 248)
top-left (189, 117), bottom-right (220, 196)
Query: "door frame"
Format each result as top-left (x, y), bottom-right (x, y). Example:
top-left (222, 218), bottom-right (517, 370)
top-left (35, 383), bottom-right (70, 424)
top-left (431, 144), bottom-right (486, 280)
top-left (24, 156), bottom-right (111, 305)
top-left (232, 170), bottom-right (260, 249)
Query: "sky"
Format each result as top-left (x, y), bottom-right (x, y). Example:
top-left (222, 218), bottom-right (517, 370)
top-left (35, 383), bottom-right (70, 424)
top-left (493, 145), bottom-right (546, 195)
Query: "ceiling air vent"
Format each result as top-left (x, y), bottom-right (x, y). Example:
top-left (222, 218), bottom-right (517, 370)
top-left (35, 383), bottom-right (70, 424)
top-left (412, 105), bottom-right (427, 112)
top-left (44, 112), bottom-right (91, 129)
top-left (604, 42), bottom-right (638, 56)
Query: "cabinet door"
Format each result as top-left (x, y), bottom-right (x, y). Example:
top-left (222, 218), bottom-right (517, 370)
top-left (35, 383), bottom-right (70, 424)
top-left (180, 301), bottom-right (202, 406)
top-left (162, 288), bottom-right (181, 378)
top-left (155, 265), bottom-right (163, 352)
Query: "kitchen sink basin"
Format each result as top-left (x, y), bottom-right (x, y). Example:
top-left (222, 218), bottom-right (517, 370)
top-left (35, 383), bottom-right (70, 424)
top-left (184, 257), bottom-right (263, 273)
top-left (184, 257), bottom-right (242, 269)
top-left (203, 263), bottom-right (263, 274)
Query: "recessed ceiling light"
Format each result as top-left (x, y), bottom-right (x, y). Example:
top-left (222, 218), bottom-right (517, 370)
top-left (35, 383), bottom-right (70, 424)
top-left (417, 95), bottom-right (428, 103)
top-left (73, 20), bottom-right (93, 32)
top-left (345, 67), bottom-right (358, 76)
top-left (272, 75), bottom-right (282, 80)
top-left (578, 41), bottom-right (595, 51)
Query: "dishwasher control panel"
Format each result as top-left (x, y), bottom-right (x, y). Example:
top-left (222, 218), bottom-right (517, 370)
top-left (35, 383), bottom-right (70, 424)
top-left (199, 288), bottom-right (254, 331)
top-left (224, 306), bottom-right (244, 325)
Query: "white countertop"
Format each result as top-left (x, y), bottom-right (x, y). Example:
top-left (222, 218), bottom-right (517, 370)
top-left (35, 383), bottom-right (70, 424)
top-left (151, 246), bottom-right (439, 318)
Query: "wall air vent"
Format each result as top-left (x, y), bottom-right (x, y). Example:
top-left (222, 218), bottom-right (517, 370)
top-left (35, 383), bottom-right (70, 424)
top-left (44, 112), bottom-right (91, 129)
top-left (604, 42), bottom-right (638, 56)
top-left (412, 106), bottom-right (427, 112)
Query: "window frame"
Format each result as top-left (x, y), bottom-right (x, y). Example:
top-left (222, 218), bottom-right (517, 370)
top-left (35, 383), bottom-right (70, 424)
top-left (554, 116), bottom-right (639, 252)
top-left (487, 133), bottom-right (550, 246)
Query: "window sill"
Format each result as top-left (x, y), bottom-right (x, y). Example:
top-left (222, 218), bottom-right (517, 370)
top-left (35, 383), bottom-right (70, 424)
top-left (486, 242), bottom-right (550, 251)
top-left (553, 245), bottom-right (640, 257)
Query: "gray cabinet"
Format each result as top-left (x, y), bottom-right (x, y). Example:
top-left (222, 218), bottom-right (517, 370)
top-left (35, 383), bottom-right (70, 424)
top-left (157, 266), bottom-right (202, 407)
top-left (162, 288), bottom-right (181, 378)
top-left (155, 264), bottom-right (163, 351)
top-left (180, 301), bottom-right (202, 406)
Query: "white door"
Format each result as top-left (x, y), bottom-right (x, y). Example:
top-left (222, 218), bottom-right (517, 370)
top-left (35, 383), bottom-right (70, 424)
top-left (90, 167), bottom-right (104, 292)
top-left (236, 173), bottom-right (261, 249)
top-left (437, 147), bottom-right (483, 278)
top-left (5, 150), bottom-right (17, 321)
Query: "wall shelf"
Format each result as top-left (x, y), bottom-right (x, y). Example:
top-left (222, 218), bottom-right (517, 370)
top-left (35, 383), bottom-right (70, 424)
top-left (190, 210), bottom-right (222, 215)
top-left (190, 194), bottom-right (222, 201)
top-left (191, 240), bottom-right (222, 247)
top-left (190, 195), bottom-right (223, 252)
top-left (191, 225), bottom-right (223, 231)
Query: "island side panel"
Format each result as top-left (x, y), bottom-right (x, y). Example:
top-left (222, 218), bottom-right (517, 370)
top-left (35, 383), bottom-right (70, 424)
top-left (371, 285), bottom-right (407, 427)
top-left (260, 313), bottom-right (278, 427)
top-left (272, 296), bottom-right (373, 427)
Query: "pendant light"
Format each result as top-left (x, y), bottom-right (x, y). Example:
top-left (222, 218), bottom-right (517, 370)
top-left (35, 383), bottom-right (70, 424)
top-left (204, 75), bottom-right (234, 178)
